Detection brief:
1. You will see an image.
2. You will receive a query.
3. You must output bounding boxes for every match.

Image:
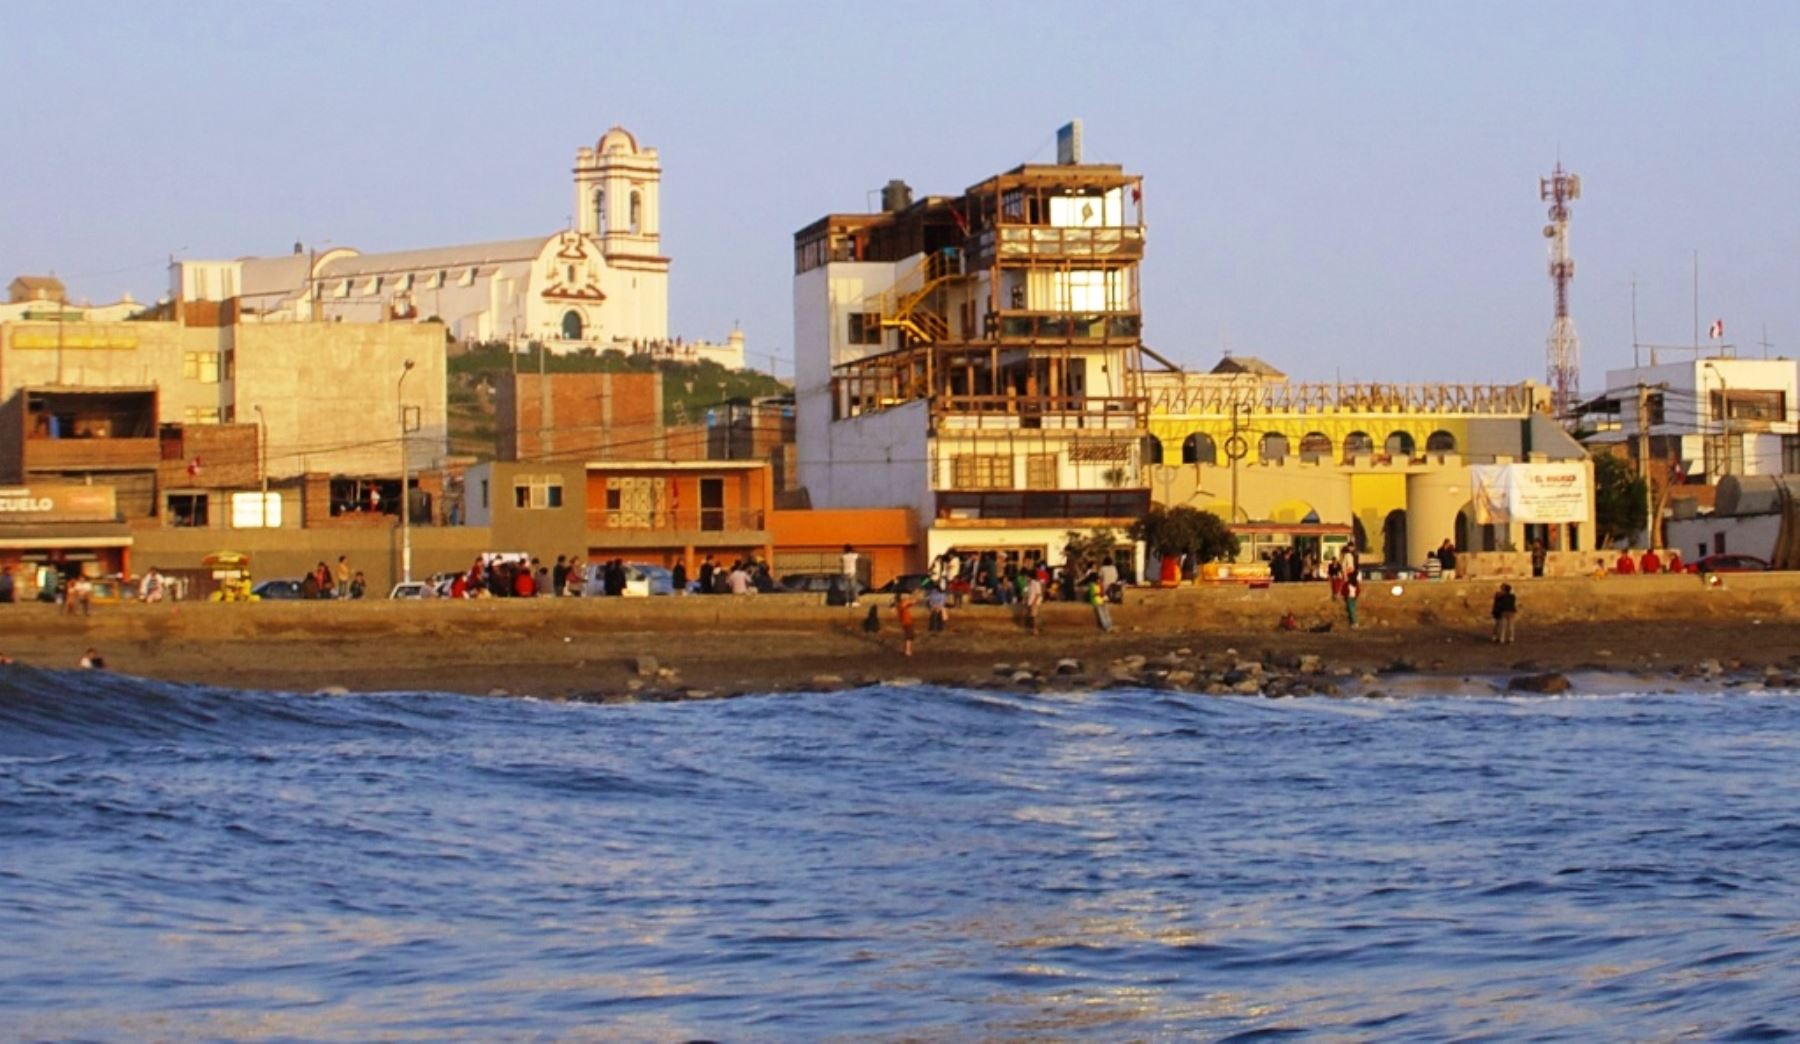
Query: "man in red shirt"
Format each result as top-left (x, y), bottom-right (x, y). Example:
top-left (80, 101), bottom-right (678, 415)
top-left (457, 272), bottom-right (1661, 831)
top-left (1616, 553), bottom-right (1637, 575)
top-left (1639, 548), bottom-right (1662, 574)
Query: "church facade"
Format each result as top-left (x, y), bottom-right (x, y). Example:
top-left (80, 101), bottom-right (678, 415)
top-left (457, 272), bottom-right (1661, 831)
top-left (170, 127), bottom-right (743, 368)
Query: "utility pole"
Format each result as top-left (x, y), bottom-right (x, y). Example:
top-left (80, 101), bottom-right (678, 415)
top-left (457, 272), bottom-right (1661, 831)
top-left (398, 359), bottom-right (416, 584)
top-left (1636, 382), bottom-right (1656, 548)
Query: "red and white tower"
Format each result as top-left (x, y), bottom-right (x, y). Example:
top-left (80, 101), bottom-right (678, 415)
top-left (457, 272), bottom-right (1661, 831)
top-left (1540, 163), bottom-right (1582, 420)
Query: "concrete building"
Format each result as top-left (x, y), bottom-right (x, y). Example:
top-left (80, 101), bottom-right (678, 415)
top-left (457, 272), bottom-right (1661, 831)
top-left (3, 275), bottom-right (145, 324)
top-left (170, 127), bottom-right (745, 370)
top-left (794, 158), bottom-right (1150, 572)
top-left (1580, 356), bottom-right (1800, 530)
top-left (1143, 358), bottom-right (1598, 574)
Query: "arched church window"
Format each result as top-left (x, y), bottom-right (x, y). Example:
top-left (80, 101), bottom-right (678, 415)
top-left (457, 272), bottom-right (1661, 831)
top-left (593, 189), bottom-right (606, 235)
top-left (561, 310), bottom-right (584, 340)
top-left (629, 190), bottom-right (642, 234)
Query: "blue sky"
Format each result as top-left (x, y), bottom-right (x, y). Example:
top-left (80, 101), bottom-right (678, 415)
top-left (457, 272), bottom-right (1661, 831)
top-left (3, 1), bottom-right (1795, 389)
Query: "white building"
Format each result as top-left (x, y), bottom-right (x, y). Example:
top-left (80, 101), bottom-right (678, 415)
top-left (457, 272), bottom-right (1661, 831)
top-left (1586, 355), bottom-right (1800, 482)
top-left (793, 161), bottom-right (1150, 574)
top-left (171, 126), bottom-right (747, 370)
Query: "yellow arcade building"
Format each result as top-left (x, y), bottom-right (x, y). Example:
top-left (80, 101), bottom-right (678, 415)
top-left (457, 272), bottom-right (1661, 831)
top-left (1140, 357), bottom-right (1597, 575)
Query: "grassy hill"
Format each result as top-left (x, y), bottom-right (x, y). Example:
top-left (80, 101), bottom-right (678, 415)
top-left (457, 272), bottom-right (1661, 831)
top-left (445, 343), bottom-right (791, 460)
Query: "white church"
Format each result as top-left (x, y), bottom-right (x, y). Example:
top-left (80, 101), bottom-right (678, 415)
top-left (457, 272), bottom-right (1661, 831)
top-left (171, 126), bottom-right (746, 369)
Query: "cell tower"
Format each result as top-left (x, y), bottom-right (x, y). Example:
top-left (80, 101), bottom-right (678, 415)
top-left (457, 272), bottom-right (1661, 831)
top-left (1540, 162), bottom-right (1582, 421)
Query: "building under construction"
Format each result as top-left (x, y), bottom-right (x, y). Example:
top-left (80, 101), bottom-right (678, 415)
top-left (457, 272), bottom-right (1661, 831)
top-left (793, 149), bottom-right (1151, 570)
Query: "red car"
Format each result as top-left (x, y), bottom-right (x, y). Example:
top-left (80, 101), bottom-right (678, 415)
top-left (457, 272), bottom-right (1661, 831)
top-left (1687, 554), bottom-right (1770, 574)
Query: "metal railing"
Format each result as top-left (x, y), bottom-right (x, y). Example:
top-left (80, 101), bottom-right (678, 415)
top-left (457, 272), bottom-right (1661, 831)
top-left (1145, 378), bottom-right (1545, 416)
top-left (586, 507), bottom-right (767, 533)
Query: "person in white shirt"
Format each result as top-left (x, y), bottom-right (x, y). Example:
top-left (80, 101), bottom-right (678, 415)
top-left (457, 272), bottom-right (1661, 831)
top-left (727, 564), bottom-right (753, 595)
top-left (841, 544), bottom-right (861, 607)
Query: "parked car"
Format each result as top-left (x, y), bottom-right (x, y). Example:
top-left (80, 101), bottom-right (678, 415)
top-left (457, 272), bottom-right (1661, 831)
top-left (580, 562), bottom-right (669, 597)
top-left (1358, 563), bottom-right (1419, 582)
top-left (389, 581), bottom-right (438, 599)
top-left (251, 578), bottom-right (306, 600)
top-left (779, 572), bottom-right (839, 594)
top-left (1689, 554), bottom-right (1769, 575)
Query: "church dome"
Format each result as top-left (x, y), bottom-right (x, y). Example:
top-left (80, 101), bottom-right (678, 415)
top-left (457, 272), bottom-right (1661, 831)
top-left (597, 125), bottom-right (640, 155)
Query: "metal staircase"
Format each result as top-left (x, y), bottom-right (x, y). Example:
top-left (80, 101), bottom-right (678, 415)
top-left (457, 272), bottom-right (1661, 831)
top-left (871, 250), bottom-right (961, 345)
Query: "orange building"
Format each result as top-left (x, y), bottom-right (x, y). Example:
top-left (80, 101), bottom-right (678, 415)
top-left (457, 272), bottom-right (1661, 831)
top-left (769, 506), bottom-right (922, 585)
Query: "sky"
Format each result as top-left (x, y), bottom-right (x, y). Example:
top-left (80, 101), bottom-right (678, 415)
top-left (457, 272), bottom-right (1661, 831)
top-left (3, 1), bottom-right (1796, 391)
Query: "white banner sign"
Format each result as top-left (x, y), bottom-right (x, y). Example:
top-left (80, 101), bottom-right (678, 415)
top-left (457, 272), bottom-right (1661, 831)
top-left (1469, 463), bottom-right (1591, 524)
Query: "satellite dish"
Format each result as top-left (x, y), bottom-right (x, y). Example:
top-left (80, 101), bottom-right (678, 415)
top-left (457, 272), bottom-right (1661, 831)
top-left (1543, 225), bottom-right (1556, 238)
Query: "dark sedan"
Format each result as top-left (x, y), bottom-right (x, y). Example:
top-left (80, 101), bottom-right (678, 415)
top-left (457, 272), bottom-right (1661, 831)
top-left (1689, 554), bottom-right (1769, 574)
top-left (251, 578), bottom-right (307, 600)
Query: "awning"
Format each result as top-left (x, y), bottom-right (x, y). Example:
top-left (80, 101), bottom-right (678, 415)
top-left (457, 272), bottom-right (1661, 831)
top-left (0, 522), bottom-right (133, 549)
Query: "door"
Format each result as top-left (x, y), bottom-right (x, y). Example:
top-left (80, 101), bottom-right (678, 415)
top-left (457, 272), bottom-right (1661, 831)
top-left (700, 477), bottom-right (725, 532)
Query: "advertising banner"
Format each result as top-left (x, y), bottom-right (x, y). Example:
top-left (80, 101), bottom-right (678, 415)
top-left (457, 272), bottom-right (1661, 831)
top-left (0, 485), bottom-right (118, 522)
top-left (1469, 463), bottom-right (1590, 524)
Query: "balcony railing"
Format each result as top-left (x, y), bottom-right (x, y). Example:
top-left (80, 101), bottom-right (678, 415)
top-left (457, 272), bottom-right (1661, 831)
top-left (936, 488), bottom-right (1150, 521)
top-left (971, 226), bottom-right (1145, 266)
top-left (26, 436), bottom-right (160, 471)
top-left (991, 311), bottom-right (1141, 343)
top-left (932, 394), bottom-right (1145, 432)
top-left (587, 506), bottom-right (767, 533)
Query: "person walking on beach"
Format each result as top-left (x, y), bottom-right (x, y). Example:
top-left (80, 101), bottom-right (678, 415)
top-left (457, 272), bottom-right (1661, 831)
top-left (894, 587), bottom-right (917, 657)
top-left (1491, 583), bottom-right (1518, 644)
top-left (1024, 570), bottom-right (1044, 635)
top-left (79, 647), bottom-right (106, 669)
top-left (1437, 539), bottom-right (1458, 580)
top-left (925, 581), bottom-right (949, 633)
top-left (1343, 570), bottom-right (1362, 629)
top-left (842, 544), bottom-right (861, 607)
top-left (1084, 572), bottom-right (1114, 633)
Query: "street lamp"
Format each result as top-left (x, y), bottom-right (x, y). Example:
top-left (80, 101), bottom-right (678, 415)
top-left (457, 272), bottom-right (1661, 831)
top-left (398, 359), bottom-right (416, 583)
top-left (252, 403), bottom-right (268, 529)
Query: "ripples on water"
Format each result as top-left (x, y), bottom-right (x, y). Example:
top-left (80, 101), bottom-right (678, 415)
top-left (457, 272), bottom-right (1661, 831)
top-left (1, 667), bottom-right (1797, 1039)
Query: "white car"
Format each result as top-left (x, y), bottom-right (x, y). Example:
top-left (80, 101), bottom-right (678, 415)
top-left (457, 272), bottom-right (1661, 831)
top-left (580, 563), bottom-right (654, 597)
top-left (388, 581), bottom-right (437, 599)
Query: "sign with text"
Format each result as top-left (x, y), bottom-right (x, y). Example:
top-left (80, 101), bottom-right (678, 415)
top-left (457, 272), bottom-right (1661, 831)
top-left (1469, 463), bottom-right (1590, 524)
top-left (0, 485), bottom-right (118, 522)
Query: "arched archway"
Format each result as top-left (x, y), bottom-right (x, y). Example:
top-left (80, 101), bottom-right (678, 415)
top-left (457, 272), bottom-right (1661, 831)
top-left (1382, 509), bottom-right (1409, 566)
top-left (1299, 431), bottom-right (1332, 462)
top-left (1385, 431), bottom-right (1416, 458)
top-left (1426, 430), bottom-right (1456, 454)
top-left (1454, 504), bottom-right (1472, 554)
top-left (1343, 431), bottom-right (1375, 462)
top-left (629, 190), bottom-right (643, 234)
top-left (593, 188), bottom-right (607, 234)
top-left (1142, 435), bottom-right (1164, 466)
top-left (1182, 433), bottom-right (1217, 465)
top-left (561, 310), bottom-right (585, 340)
top-left (1259, 432), bottom-right (1289, 462)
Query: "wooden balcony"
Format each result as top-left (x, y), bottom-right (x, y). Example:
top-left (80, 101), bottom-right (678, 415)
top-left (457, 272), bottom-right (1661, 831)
top-left (26, 436), bottom-right (159, 472)
top-left (931, 394), bottom-right (1146, 433)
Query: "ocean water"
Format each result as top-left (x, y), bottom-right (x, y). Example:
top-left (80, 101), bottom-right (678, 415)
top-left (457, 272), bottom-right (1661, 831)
top-left (2, 670), bottom-right (1797, 1040)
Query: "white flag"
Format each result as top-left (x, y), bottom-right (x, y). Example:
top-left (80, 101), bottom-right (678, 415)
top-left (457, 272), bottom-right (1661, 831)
top-left (1709, 319), bottom-right (1724, 340)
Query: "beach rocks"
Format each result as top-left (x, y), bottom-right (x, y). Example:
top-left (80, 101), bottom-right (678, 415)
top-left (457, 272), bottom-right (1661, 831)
top-left (1056, 658), bottom-right (1082, 675)
top-left (634, 655), bottom-right (660, 678)
top-left (314, 685), bottom-right (350, 696)
top-left (1507, 672), bottom-right (1571, 694)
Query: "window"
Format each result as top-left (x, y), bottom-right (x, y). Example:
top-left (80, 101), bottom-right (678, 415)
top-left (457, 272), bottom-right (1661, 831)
top-left (1259, 432), bottom-right (1289, 462)
top-left (1181, 433), bottom-right (1217, 465)
top-left (1646, 393), bottom-right (1666, 426)
top-left (427, 270), bottom-right (445, 289)
top-left (629, 189), bottom-right (642, 234)
top-left (459, 267), bottom-right (478, 287)
top-left (1713, 389), bottom-right (1787, 426)
top-left (1026, 454), bottom-right (1058, 488)
top-left (594, 188), bottom-right (607, 234)
top-left (1299, 432), bottom-right (1332, 461)
top-left (183, 406), bottom-right (221, 425)
top-left (231, 492), bottom-right (282, 528)
top-left (1783, 435), bottom-right (1800, 474)
top-left (605, 476), bottom-right (661, 527)
top-left (182, 351), bottom-right (221, 383)
top-left (1385, 431), bottom-right (1416, 457)
top-left (1426, 430), bottom-right (1457, 453)
top-left (847, 312), bottom-right (883, 346)
top-left (512, 475), bottom-right (564, 509)
top-left (1704, 435), bottom-right (1745, 479)
top-left (1343, 431), bottom-right (1375, 461)
top-left (335, 279), bottom-right (350, 298)
top-left (166, 493), bottom-right (208, 527)
top-left (953, 455), bottom-right (1013, 490)
top-left (397, 272), bottom-right (414, 292)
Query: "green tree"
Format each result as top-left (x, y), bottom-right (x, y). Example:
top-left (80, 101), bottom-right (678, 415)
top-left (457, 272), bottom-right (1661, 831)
top-left (1061, 527), bottom-right (1121, 569)
top-left (1129, 505), bottom-right (1239, 565)
top-left (1592, 452), bottom-right (1647, 548)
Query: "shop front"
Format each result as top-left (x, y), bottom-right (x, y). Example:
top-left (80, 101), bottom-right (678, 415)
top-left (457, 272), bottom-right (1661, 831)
top-left (0, 486), bottom-right (131, 601)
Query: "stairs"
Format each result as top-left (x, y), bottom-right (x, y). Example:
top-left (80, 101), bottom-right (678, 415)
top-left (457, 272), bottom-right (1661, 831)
top-left (872, 250), bottom-right (960, 345)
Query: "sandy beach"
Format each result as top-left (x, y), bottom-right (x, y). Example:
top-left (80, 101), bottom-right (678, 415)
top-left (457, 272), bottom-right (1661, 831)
top-left (2, 572), bottom-right (1795, 699)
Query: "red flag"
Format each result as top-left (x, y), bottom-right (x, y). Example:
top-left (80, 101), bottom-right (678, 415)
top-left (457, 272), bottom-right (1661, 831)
top-left (186, 456), bottom-right (202, 478)
top-left (1709, 319), bottom-right (1724, 340)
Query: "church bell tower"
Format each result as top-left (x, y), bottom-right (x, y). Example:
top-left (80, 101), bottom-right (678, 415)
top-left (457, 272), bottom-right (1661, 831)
top-left (573, 125), bottom-right (662, 261)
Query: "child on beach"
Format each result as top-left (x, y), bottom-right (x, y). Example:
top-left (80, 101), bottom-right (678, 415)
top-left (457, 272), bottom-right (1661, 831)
top-left (1342, 572), bottom-right (1361, 629)
top-left (894, 589), bottom-right (917, 657)
top-left (1491, 583), bottom-right (1518, 644)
